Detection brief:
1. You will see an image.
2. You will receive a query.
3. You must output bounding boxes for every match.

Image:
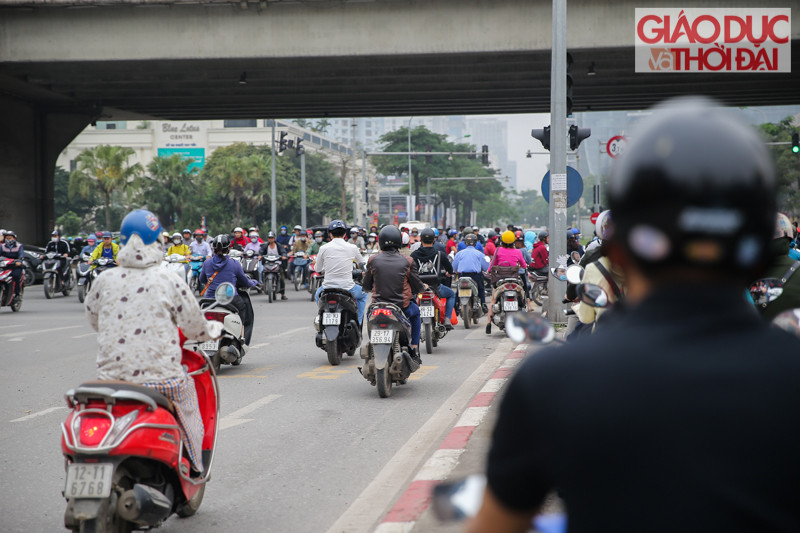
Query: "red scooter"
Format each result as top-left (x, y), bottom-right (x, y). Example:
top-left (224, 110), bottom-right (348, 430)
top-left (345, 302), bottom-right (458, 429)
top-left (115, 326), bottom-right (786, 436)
top-left (61, 331), bottom-right (218, 532)
top-left (0, 257), bottom-right (24, 312)
top-left (308, 254), bottom-right (323, 302)
top-left (416, 286), bottom-right (449, 354)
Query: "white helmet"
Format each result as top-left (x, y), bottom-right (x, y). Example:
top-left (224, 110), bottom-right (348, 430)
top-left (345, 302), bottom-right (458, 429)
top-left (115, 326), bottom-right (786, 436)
top-left (595, 210), bottom-right (613, 241)
top-left (294, 225), bottom-right (302, 231)
top-left (249, 231), bottom-right (259, 238)
top-left (233, 227), bottom-right (243, 234)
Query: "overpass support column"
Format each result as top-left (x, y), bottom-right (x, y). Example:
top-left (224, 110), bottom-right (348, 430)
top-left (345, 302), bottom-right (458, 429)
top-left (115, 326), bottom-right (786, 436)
top-left (0, 94), bottom-right (94, 244)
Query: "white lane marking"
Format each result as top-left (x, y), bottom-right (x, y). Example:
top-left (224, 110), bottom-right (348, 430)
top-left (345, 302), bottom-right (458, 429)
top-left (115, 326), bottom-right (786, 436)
top-left (0, 324), bottom-right (21, 330)
top-left (0, 325), bottom-right (82, 338)
top-left (218, 394), bottom-right (281, 430)
top-left (455, 406), bottom-right (490, 428)
top-left (413, 448), bottom-right (465, 482)
top-left (325, 338), bottom-right (513, 533)
top-left (374, 523), bottom-right (414, 533)
top-left (10, 406), bottom-right (67, 423)
top-left (272, 326), bottom-right (310, 339)
top-left (71, 332), bottom-right (96, 339)
top-left (8, 338), bottom-right (23, 342)
top-left (248, 342), bottom-right (270, 349)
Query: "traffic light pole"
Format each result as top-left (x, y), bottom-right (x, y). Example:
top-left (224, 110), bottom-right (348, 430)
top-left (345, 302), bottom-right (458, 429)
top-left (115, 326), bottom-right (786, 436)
top-left (271, 121), bottom-right (277, 233)
top-left (300, 151), bottom-right (306, 229)
top-left (548, 0), bottom-right (568, 323)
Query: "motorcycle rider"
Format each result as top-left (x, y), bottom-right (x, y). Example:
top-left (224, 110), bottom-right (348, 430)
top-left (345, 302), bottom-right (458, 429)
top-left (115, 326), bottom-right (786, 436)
top-left (242, 231), bottom-right (263, 285)
top-left (80, 236), bottom-right (97, 256)
top-left (452, 234), bottom-right (489, 314)
top-left (181, 228), bottom-right (192, 247)
top-left (45, 229), bottom-right (71, 281)
top-left (248, 227), bottom-right (263, 244)
top-left (276, 225), bottom-right (291, 249)
top-left (364, 232), bottom-right (380, 253)
top-left (314, 220), bottom-right (367, 324)
top-left (446, 229), bottom-right (459, 255)
top-left (472, 98), bottom-right (800, 533)
top-left (362, 225), bottom-right (425, 361)
top-left (308, 230), bottom-right (325, 255)
top-left (166, 232), bottom-right (191, 276)
top-left (231, 227), bottom-right (247, 250)
top-left (89, 231), bottom-right (120, 269)
top-left (190, 229), bottom-right (212, 261)
top-left (260, 231), bottom-right (288, 300)
top-left (348, 228), bottom-right (366, 251)
top-left (530, 231), bottom-right (549, 276)
top-left (485, 230), bottom-right (527, 334)
top-left (85, 209), bottom-right (222, 474)
top-left (457, 231), bottom-right (484, 253)
top-left (290, 231), bottom-right (311, 287)
top-left (0, 230), bottom-right (25, 300)
top-left (484, 230), bottom-right (497, 258)
top-left (288, 224), bottom-right (304, 248)
top-left (199, 234), bottom-right (258, 345)
top-left (756, 212), bottom-right (800, 320)
top-left (411, 228), bottom-right (455, 330)
top-left (514, 231), bottom-right (533, 308)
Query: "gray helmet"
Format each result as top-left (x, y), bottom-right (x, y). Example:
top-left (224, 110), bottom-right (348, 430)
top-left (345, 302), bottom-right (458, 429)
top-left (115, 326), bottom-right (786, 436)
top-left (464, 234), bottom-right (478, 246)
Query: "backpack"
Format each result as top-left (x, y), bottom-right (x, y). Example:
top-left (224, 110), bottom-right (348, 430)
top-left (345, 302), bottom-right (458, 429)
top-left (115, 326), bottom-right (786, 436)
top-left (416, 253), bottom-right (441, 285)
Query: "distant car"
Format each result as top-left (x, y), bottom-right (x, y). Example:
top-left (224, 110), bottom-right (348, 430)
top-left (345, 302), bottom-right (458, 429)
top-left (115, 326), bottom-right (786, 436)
top-left (20, 243), bottom-right (46, 286)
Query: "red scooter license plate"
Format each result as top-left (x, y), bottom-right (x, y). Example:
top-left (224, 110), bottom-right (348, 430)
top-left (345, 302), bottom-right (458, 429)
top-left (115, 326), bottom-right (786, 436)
top-left (420, 305), bottom-right (435, 318)
top-left (65, 463), bottom-right (113, 499)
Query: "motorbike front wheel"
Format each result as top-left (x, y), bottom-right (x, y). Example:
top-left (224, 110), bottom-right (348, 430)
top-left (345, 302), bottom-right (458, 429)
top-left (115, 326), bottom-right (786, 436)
top-left (267, 277), bottom-right (275, 303)
top-left (23, 266), bottom-right (35, 287)
top-left (44, 275), bottom-right (55, 299)
top-left (10, 292), bottom-right (22, 312)
top-left (326, 340), bottom-right (342, 366)
top-left (424, 323), bottom-right (433, 354)
top-left (462, 304), bottom-right (471, 329)
top-left (376, 366), bottom-right (392, 398)
top-left (188, 275), bottom-right (198, 294)
top-left (77, 285), bottom-right (86, 303)
top-left (62, 272), bottom-right (73, 296)
top-left (294, 268), bottom-right (302, 291)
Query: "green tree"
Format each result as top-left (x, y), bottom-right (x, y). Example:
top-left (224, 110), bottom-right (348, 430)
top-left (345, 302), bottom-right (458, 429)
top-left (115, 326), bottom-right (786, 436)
top-left (55, 210), bottom-right (82, 235)
top-left (68, 145), bottom-right (143, 229)
top-left (141, 154), bottom-right (198, 232)
top-left (282, 152), bottom-right (344, 225)
top-left (761, 118), bottom-right (800, 216)
top-left (311, 119), bottom-right (332, 135)
top-left (376, 126), bottom-right (497, 222)
top-left (54, 166), bottom-right (94, 222)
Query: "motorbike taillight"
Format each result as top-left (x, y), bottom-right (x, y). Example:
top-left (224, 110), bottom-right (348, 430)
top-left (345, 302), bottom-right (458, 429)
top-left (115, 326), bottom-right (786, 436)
top-left (372, 308), bottom-right (392, 317)
top-left (79, 416), bottom-right (112, 446)
top-left (327, 300), bottom-right (337, 305)
top-left (504, 283), bottom-right (518, 291)
top-left (204, 311), bottom-right (227, 322)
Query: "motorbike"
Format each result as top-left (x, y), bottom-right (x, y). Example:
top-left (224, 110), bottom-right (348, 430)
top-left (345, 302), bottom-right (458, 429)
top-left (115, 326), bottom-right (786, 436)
top-left (197, 282), bottom-right (248, 371)
top-left (162, 253), bottom-right (189, 284)
top-left (60, 326), bottom-right (221, 532)
top-left (42, 251), bottom-right (74, 298)
top-left (489, 271), bottom-right (525, 332)
top-left (188, 255), bottom-right (205, 295)
top-left (291, 251), bottom-right (311, 291)
top-left (530, 269), bottom-right (549, 306)
top-left (307, 254), bottom-right (323, 302)
top-left (359, 301), bottom-right (419, 398)
top-left (0, 257), bottom-right (24, 312)
top-left (240, 250), bottom-right (262, 294)
top-left (315, 276), bottom-right (362, 366)
top-left (75, 254), bottom-right (93, 303)
top-left (456, 276), bottom-right (485, 329)
top-left (416, 286), bottom-right (448, 354)
top-left (261, 255), bottom-right (283, 303)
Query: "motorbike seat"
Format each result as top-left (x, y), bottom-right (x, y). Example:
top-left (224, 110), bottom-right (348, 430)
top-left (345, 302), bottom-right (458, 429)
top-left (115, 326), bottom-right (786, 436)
top-left (320, 288), bottom-right (355, 300)
top-left (198, 299), bottom-right (240, 313)
top-left (75, 380), bottom-right (174, 412)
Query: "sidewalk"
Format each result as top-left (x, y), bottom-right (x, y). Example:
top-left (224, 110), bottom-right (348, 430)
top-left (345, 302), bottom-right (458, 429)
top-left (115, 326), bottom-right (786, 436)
top-left (373, 342), bottom-right (532, 533)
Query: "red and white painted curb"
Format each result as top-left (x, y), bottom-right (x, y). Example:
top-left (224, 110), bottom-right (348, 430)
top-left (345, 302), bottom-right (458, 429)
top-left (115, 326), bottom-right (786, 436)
top-left (374, 343), bottom-right (529, 533)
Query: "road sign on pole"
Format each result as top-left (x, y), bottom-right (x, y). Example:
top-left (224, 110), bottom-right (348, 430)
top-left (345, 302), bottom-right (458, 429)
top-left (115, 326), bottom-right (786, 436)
top-left (590, 212), bottom-right (600, 225)
top-left (606, 135), bottom-right (628, 158)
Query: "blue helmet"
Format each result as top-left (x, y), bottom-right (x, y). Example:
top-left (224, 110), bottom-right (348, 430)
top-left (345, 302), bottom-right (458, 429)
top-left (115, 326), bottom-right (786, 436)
top-left (280, 225), bottom-right (288, 231)
top-left (120, 209), bottom-right (162, 246)
top-left (328, 220), bottom-right (346, 231)
top-left (433, 228), bottom-right (439, 237)
top-left (102, 231), bottom-right (113, 239)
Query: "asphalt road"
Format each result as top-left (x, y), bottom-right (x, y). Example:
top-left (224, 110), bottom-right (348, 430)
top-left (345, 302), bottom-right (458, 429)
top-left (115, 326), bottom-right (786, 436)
top-left (0, 278), bottom-right (513, 533)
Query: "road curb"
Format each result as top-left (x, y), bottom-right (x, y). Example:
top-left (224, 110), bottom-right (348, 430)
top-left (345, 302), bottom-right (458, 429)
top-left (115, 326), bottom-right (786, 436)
top-left (373, 343), bottom-right (529, 533)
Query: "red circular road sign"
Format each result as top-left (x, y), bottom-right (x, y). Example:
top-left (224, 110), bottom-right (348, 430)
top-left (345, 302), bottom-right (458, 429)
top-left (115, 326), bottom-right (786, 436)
top-left (590, 212), bottom-right (600, 224)
top-left (606, 135), bottom-right (628, 158)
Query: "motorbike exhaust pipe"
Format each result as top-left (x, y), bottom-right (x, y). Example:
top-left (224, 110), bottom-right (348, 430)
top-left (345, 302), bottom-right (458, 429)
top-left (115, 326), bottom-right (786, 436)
top-left (117, 484), bottom-right (172, 525)
top-left (219, 344), bottom-right (239, 363)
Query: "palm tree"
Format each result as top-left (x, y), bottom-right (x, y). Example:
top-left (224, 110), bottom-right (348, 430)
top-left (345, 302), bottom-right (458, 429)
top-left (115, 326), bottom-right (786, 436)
top-left (243, 154), bottom-right (271, 226)
top-left (68, 145), bottom-right (143, 228)
top-left (205, 154), bottom-right (251, 226)
top-left (142, 154), bottom-right (197, 230)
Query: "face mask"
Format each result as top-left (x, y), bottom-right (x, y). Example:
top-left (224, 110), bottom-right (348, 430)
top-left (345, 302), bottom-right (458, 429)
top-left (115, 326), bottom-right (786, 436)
top-left (369, 237), bottom-right (375, 243)
top-left (250, 237), bottom-right (257, 243)
top-left (195, 236), bottom-right (203, 242)
top-left (5, 239), bottom-right (15, 247)
top-left (173, 238), bottom-right (180, 244)
top-left (315, 237), bottom-right (322, 243)
top-left (281, 230), bottom-right (287, 235)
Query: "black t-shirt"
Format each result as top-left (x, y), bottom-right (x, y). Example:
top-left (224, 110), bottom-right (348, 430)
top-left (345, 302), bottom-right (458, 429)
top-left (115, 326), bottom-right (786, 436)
top-left (488, 285), bottom-right (800, 532)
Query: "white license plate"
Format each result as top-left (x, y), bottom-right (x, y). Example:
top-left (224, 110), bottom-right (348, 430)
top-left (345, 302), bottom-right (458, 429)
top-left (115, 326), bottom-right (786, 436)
top-left (503, 300), bottom-right (519, 311)
top-left (200, 340), bottom-right (218, 352)
top-left (420, 305), bottom-right (435, 318)
top-left (65, 463), bottom-right (113, 499)
top-left (370, 330), bottom-right (394, 344)
top-left (458, 289), bottom-right (472, 297)
top-left (322, 312), bottom-right (341, 325)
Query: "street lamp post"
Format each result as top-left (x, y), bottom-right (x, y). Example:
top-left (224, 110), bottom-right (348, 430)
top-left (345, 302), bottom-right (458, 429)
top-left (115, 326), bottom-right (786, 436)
top-left (271, 120), bottom-right (277, 232)
top-left (407, 117), bottom-right (413, 222)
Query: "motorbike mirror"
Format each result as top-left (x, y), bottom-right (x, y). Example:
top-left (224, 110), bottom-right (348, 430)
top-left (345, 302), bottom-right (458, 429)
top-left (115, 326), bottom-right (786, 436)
top-left (505, 311), bottom-right (555, 344)
top-left (215, 282), bottom-right (236, 305)
top-left (772, 308), bottom-right (800, 338)
top-left (550, 266), bottom-right (567, 281)
top-left (570, 250), bottom-right (581, 264)
top-left (565, 264), bottom-right (584, 285)
top-left (576, 283), bottom-right (609, 308)
top-left (431, 474), bottom-right (486, 521)
top-left (749, 278), bottom-right (784, 307)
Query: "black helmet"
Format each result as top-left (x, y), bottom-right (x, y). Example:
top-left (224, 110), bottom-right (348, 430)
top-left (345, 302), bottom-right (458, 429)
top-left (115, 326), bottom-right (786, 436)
top-left (378, 225), bottom-right (402, 250)
top-left (464, 234), bottom-right (478, 246)
top-left (420, 228), bottom-right (436, 244)
top-left (609, 97), bottom-right (775, 276)
top-left (488, 230), bottom-right (497, 239)
top-left (211, 234), bottom-right (231, 253)
top-left (538, 231), bottom-right (549, 241)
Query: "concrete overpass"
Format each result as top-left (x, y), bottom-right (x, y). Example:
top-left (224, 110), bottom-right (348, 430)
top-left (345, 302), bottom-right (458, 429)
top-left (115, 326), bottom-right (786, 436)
top-left (1, 0), bottom-right (799, 242)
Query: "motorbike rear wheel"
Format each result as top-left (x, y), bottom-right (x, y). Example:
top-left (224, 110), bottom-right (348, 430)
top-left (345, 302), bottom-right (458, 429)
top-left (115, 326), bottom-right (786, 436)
top-left (10, 293), bottom-right (22, 312)
top-left (62, 272), bottom-right (73, 296)
top-left (462, 304), bottom-right (471, 329)
top-left (532, 283), bottom-right (547, 307)
top-left (23, 266), bottom-right (35, 287)
top-left (44, 276), bottom-right (55, 299)
top-left (176, 483), bottom-right (205, 518)
top-left (326, 340), bottom-right (342, 366)
top-left (78, 285), bottom-right (86, 303)
top-left (77, 494), bottom-right (132, 533)
top-left (424, 323), bottom-right (433, 354)
top-left (376, 366), bottom-right (392, 398)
